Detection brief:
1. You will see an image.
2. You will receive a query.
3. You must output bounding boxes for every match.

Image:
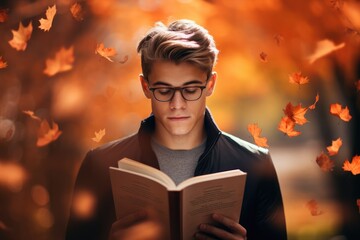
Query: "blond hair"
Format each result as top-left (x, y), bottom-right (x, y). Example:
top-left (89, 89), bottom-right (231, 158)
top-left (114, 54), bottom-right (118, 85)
top-left (137, 19), bottom-right (219, 80)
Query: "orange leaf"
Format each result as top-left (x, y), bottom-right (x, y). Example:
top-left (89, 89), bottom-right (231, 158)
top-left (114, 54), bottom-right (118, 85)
top-left (70, 3), bottom-right (84, 21)
top-left (342, 155), bottom-right (360, 175)
top-left (283, 102), bottom-right (308, 125)
top-left (39, 5), bottom-right (56, 32)
top-left (23, 110), bottom-right (41, 121)
top-left (357, 199), bottom-right (360, 213)
top-left (0, 9), bottom-right (9, 23)
top-left (278, 116), bottom-right (301, 137)
top-left (0, 56), bottom-right (7, 69)
top-left (306, 199), bottom-right (324, 216)
top-left (273, 34), bottom-right (284, 46)
top-left (247, 123), bottom-right (269, 148)
top-left (118, 55), bottom-right (129, 64)
top-left (326, 138), bottom-right (342, 156)
top-left (355, 80), bottom-right (360, 92)
top-left (95, 43), bottom-right (117, 62)
top-left (44, 46), bottom-right (74, 76)
top-left (36, 119), bottom-right (62, 147)
top-left (330, 103), bottom-right (352, 122)
top-left (92, 129), bottom-right (106, 143)
top-left (259, 52), bottom-right (268, 62)
top-left (308, 39), bottom-right (345, 64)
top-left (289, 72), bottom-right (309, 85)
top-left (8, 21), bottom-right (33, 51)
top-left (308, 93), bottom-right (319, 110)
top-left (316, 152), bottom-right (334, 172)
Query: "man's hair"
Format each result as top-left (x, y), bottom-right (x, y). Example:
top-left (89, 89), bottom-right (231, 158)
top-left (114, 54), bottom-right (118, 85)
top-left (137, 19), bottom-right (219, 80)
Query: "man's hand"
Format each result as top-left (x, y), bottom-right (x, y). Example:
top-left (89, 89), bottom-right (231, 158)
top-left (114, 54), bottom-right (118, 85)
top-left (194, 213), bottom-right (247, 240)
top-left (109, 210), bottom-right (164, 240)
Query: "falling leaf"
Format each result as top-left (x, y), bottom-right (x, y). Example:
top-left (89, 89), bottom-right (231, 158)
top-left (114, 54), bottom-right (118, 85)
top-left (306, 199), bottom-right (324, 216)
top-left (259, 52), bottom-right (268, 62)
top-left (308, 93), bottom-right (320, 110)
top-left (70, 3), bottom-right (84, 21)
top-left (0, 9), bottom-right (9, 23)
top-left (355, 80), bottom-right (360, 92)
top-left (72, 190), bottom-right (96, 219)
top-left (330, 0), bottom-right (344, 9)
top-left (8, 21), bottom-right (33, 51)
top-left (283, 102), bottom-right (308, 125)
top-left (316, 152), bottom-right (334, 172)
top-left (308, 39), bottom-right (345, 64)
top-left (39, 5), bottom-right (56, 32)
top-left (247, 123), bottom-right (269, 147)
top-left (278, 116), bottom-right (301, 137)
top-left (342, 155), bottom-right (360, 175)
top-left (36, 119), bottom-right (62, 147)
top-left (289, 71), bottom-right (309, 85)
top-left (92, 129), bottom-right (106, 142)
top-left (0, 118), bottom-right (15, 142)
top-left (357, 199), bottom-right (360, 213)
top-left (95, 43), bottom-right (117, 62)
top-left (327, 138), bottom-right (343, 156)
top-left (0, 56), bottom-right (7, 69)
top-left (273, 34), bottom-right (284, 46)
top-left (44, 46), bottom-right (74, 76)
top-left (119, 55), bottom-right (129, 64)
top-left (330, 103), bottom-right (352, 122)
top-left (23, 110), bottom-right (41, 121)
top-left (345, 27), bottom-right (359, 36)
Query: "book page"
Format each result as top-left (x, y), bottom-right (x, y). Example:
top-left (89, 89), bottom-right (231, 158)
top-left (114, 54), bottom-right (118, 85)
top-left (180, 173), bottom-right (246, 240)
top-left (109, 167), bottom-right (172, 239)
top-left (118, 158), bottom-right (176, 189)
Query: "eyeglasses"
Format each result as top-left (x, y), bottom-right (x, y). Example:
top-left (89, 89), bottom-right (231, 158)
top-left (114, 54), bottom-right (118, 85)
top-left (148, 85), bottom-right (207, 102)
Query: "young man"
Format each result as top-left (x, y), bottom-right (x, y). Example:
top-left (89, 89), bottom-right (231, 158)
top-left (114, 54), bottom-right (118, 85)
top-left (65, 19), bottom-right (287, 240)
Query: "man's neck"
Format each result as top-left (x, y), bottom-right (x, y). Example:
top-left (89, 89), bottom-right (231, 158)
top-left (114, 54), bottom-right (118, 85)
top-left (153, 129), bottom-right (206, 150)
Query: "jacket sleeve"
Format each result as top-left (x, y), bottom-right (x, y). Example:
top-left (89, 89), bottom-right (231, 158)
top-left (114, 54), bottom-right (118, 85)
top-left (65, 150), bottom-right (115, 240)
top-left (250, 153), bottom-right (287, 239)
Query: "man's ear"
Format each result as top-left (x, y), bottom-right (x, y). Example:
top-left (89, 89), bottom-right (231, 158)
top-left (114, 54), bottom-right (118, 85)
top-left (140, 74), bottom-right (152, 99)
top-left (205, 72), bottom-right (217, 97)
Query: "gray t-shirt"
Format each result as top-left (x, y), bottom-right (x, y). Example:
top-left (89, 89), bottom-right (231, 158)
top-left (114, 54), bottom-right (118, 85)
top-left (151, 138), bottom-right (206, 185)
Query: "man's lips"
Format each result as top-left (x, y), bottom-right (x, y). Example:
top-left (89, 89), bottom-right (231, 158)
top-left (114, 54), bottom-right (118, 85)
top-left (168, 116), bottom-right (190, 120)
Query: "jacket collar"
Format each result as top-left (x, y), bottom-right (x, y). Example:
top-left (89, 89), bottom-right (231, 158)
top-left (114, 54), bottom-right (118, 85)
top-left (138, 108), bottom-right (222, 169)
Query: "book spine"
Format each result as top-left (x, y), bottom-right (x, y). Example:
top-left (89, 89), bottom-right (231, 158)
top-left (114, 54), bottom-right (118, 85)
top-left (169, 191), bottom-right (180, 240)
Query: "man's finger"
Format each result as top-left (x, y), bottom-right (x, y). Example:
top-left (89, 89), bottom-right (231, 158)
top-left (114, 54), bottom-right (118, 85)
top-left (212, 213), bottom-right (247, 235)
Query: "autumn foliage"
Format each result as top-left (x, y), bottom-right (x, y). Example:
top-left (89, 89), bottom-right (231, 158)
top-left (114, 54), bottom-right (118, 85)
top-left (247, 123), bottom-right (269, 147)
top-left (38, 5), bottom-right (56, 32)
top-left (330, 103), bottom-right (352, 122)
top-left (342, 155), bottom-right (360, 175)
top-left (8, 21), bottom-right (33, 51)
top-left (306, 199), bottom-right (324, 216)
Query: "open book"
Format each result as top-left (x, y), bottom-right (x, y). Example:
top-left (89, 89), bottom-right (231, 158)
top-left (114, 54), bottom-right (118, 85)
top-left (109, 158), bottom-right (247, 240)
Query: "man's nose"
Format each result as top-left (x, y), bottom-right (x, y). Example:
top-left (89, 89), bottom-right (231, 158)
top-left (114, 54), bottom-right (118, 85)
top-left (169, 90), bottom-right (186, 109)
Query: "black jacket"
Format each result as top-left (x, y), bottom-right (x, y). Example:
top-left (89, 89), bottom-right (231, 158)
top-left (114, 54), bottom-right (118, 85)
top-left (65, 109), bottom-right (287, 239)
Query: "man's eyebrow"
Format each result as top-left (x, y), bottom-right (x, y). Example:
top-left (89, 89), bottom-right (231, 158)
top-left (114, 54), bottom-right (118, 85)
top-left (152, 80), bottom-right (204, 86)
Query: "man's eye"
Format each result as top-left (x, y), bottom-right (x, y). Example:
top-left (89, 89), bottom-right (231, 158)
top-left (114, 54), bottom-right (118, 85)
top-left (183, 87), bottom-right (198, 94)
top-left (157, 88), bottom-right (173, 95)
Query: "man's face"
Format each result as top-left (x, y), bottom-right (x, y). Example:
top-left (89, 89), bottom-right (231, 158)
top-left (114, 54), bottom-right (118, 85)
top-left (140, 60), bottom-right (216, 146)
